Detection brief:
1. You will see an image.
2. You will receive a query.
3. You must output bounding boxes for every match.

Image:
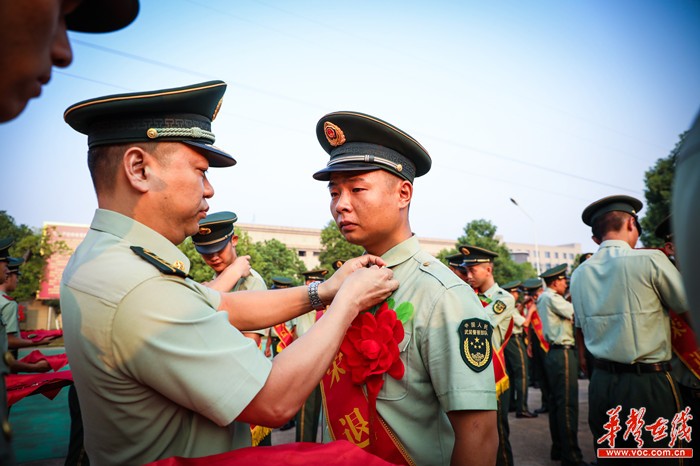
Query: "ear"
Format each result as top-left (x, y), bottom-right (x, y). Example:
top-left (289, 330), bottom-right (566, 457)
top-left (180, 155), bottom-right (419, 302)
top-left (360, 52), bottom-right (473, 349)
top-left (231, 235), bottom-right (239, 247)
top-left (591, 235), bottom-right (601, 245)
top-left (397, 180), bottom-right (413, 208)
top-left (122, 146), bottom-right (152, 193)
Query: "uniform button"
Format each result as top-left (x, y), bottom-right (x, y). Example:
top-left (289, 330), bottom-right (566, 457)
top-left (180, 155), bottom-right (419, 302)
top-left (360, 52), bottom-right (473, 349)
top-left (3, 351), bottom-right (11, 367)
top-left (2, 419), bottom-right (11, 440)
top-left (423, 261), bottom-right (430, 267)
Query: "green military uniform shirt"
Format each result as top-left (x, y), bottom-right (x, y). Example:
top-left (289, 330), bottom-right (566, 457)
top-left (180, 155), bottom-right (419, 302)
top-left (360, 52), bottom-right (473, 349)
top-left (570, 240), bottom-right (688, 363)
top-left (373, 236), bottom-right (497, 466)
top-left (479, 283), bottom-right (517, 348)
top-left (61, 209), bottom-right (272, 465)
top-left (537, 288), bottom-right (575, 346)
top-left (0, 294), bottom-right (20, 337)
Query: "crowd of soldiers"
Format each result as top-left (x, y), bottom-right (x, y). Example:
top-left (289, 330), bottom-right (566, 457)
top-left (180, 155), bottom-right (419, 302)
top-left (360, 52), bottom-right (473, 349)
top-left (2, 1), bottom-right (700, 466)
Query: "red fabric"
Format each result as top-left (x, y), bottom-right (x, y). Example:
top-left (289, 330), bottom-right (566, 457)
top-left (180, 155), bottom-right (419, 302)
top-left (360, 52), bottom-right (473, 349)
top-left (18, 350), bottom-right (69, 372)
top-left (20, 329), bottom-right (63, 342)
top-left (146, 440), bottom-right (400, 466)
top-left (5, 370), bottom-right (74, 406)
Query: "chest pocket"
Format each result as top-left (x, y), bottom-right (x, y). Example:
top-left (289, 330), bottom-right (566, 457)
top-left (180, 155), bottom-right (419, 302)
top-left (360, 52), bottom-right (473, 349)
top-left (376, 330), bottom-right (411, 401)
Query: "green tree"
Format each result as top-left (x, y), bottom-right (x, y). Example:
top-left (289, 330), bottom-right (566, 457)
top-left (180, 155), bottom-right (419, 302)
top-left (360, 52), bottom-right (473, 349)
top-left (253, 239), bottom-right (307, 286)
top-left (318, 221), bottom-right (365, 275)
top-left (456, 219), bottom-right (537, 283)
top-left (0, 212), bottom-right (68, 302)
top-left (640, 132), bottom-right (686, 247)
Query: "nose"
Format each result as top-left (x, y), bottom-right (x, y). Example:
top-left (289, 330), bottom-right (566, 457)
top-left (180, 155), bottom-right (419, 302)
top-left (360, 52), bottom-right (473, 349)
top-left (203, 175), bottom-right (214, 199)
top-left (333, 191), bottom-right (351, 214)
top-left (51, 21), bottom-right (73, 68)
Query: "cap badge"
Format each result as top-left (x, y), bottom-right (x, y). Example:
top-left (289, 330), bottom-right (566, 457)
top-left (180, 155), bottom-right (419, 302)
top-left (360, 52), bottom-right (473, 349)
top-left (212, 97), bottom-right (223, 121)
top-left (198, 227), bottom-right (212, 235)
top-left (147, 128), bottom-right (158, 139)
top-left (461, 247), bottom-right (470, 255)
top-left (335, 260), bottom-right (343, 269)
top-left (173, 260), bottom-right (185, 271)
top-left (324, 121), bottom-right (346, 147)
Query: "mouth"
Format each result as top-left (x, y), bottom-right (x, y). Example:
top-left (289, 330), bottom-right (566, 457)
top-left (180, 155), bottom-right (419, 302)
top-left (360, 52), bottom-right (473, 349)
top-left (337, 220), bottom-right (357, 232)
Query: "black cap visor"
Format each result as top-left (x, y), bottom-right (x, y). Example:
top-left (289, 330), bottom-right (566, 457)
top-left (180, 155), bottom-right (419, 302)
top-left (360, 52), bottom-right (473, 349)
top-left (184, 141), bottom-right (236, 168)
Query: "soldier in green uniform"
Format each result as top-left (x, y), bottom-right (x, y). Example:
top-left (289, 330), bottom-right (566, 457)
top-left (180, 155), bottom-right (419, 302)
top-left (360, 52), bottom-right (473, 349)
top-left (462, 245), bottom-right (517, 466)
top-left (60, 82), bottom-right (398, 464)
top-left (502, 280), bottom-right (537, 419)
top-left (192, 211), bottom-right (267, 344)
top-left (571, 195), bottom-right (688, 465)
top-left (522, 277), bottom-right (549, 414)
top-left (446, 252), bottom-right (469, 283)
top-left (0, 237), bottom-right (14, 464)
top-left (192, 211), bottom-right (272, 447)
top-left (295, 269), bottom-right (329, 443)
top-left (313, 111), bottom-right (497, 465)
top-left (0, 3), bottom-right (139, 464)
top-left (538, 264), bottom-right (587, 466)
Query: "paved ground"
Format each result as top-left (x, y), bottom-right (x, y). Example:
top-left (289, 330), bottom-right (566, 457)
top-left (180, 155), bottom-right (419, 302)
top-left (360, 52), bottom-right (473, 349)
top-left (16, 378), bottom-right (596, 465)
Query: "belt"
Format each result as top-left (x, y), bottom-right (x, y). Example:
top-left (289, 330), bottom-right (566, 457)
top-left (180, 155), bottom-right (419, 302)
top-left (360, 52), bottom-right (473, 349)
top-left (550, 344), bottom-right (574, 350)
top-left (594, 359), bottom-right (672, 374)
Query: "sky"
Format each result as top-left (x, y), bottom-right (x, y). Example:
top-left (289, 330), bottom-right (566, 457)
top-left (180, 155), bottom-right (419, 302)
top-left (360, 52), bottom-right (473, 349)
top-left (2, 0), bottom-right (699, 253)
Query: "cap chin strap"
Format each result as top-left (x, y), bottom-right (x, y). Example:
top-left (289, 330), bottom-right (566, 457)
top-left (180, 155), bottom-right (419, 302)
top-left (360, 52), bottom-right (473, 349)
top-left (147, 126), bottom-right (216, 143)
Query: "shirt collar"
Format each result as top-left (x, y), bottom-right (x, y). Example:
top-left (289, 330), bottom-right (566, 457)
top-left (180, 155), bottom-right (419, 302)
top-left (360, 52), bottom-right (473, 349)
top-left (481, 281), bottom-right (500, 298)
top-left (598, 239), bottom-right (632, 250)
top-left (90, 209), bottom-right (191, 273)
top-left (380, 235), bottom-right (420, 268)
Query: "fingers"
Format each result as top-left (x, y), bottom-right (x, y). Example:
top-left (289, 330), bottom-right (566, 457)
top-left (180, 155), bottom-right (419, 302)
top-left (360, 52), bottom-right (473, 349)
top-left (347, 254), bottom-right (387, 269)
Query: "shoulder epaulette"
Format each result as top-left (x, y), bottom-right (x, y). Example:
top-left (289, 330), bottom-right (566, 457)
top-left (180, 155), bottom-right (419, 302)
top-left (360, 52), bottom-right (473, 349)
top-left (130, 246), bottom-right (189, 279)
top-left (2, 294), bottom-right (14, 301)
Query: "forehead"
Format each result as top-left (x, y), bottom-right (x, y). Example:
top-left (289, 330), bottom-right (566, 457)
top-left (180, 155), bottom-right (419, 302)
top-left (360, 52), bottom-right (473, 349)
top-left (328, 169), bottom-right (395, 185)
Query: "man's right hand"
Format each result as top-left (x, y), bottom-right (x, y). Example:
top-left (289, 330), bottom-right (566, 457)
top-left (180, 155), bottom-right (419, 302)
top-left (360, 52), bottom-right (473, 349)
top-left (333, 265), bottom-right (398, 320)
top-left (230, 255), bottom-right (251, 279)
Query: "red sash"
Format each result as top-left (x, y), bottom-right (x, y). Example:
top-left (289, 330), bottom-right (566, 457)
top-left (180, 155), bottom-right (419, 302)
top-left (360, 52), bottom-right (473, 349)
top-left (670, 311), bottom-right (700, 379)
top-left (272, 323), bottom-right (294, 352)
top-left (528, 309), bottom-right (550, 352)
top-left (478, 294), bottom-right (513, 396)
top-left (321, 350), bottom-right (415, 465)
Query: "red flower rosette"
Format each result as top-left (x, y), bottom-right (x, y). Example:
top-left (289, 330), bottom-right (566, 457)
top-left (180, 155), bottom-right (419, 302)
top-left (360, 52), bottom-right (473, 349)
top-left (340, 301), bottom-right (405, 446)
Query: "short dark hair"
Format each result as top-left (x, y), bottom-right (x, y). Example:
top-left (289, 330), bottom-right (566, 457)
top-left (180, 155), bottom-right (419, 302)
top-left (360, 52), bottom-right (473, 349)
top-left (87, 142), bottom-right (161, 194)
top-left (591, 211), bottom-right (629, 241)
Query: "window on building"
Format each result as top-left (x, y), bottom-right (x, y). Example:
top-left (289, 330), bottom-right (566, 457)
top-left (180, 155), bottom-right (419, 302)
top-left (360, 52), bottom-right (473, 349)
top-left (554, 252), bottom-right (559, 259)
top-left (313, 251), bottom-right (320, 256)
top-left (298, 250), bottom-right (306, 257)
top-left (545, 251), bottom-right (551, 258)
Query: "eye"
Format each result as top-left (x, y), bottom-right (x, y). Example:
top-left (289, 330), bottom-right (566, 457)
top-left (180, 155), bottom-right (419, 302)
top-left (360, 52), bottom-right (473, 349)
top-left (352, 187), bottom-right (365, 193)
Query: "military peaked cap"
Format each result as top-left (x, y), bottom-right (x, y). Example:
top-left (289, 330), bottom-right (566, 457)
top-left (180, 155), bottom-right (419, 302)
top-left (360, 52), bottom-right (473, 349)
top-left (654, 215), bottom-right (672, 241)
top-left (192, 211), bottom-right (238, 254)
top-left (64, 81), bottom-right (235, 168)
top-left (581, 195), bottom-right (643, 227)
top-left (501, 280), bottom-right (522, 291)
top-left (313, 111), bottom-right (431, 183)
top-left (271, 276), bottom-right (294, 289)
top-left (460, 245), bottom-right (498, 265)
top-left (67, 0), bottom-right (140, 33)
top-left (540, 264), bottom-right (568, 280)
top-left (0, 237), bottom-right (14, 261)
top-left (302, 269), bottom-right (328, 282)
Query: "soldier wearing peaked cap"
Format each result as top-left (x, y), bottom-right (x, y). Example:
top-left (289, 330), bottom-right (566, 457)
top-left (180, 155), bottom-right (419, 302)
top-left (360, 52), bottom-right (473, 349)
top-left (520, 277), bottom-right (550, 414)
top-left (0, 238), bottom-right (13, 465)
top-left (461, 245), bottom-right (519, 466)
top-left (191, 211), bottom-right (272, 447)
top-left (537, 264), bottom-right (587, 466)
top-left (0, 0), bottom-right (139, 123)
top-left (314, 112), bottom-right (497, 466)
top-left (60, 84), bottom-right (398, 465)
top-left (445, 252), bottom-right (469, 283)
top-left (571, 195), bottom-right (688, 465)
top-left (501, 280), bottom-right (537, 420)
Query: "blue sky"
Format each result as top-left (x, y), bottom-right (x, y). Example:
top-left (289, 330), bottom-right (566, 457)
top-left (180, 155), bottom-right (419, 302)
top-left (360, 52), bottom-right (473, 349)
top-left (2, 0), bottom-right (699, 253)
